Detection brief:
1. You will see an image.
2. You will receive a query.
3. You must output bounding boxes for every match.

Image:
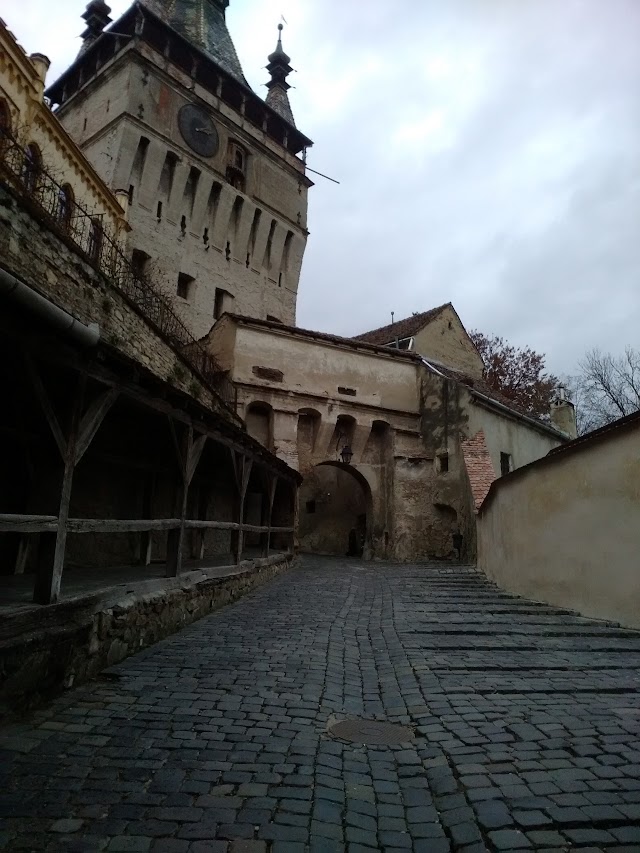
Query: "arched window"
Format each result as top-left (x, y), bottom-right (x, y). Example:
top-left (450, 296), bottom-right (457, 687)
top-left (21, 143), bottom-right (42, 193)
top-left (0, 99), bottom-right (11, 141)
top-left (88, 217), bottom-right (103, 262)
top-left (56, 184), bottom-right (74, 232)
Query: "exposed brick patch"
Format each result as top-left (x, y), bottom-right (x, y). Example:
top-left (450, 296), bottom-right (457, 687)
top-left (462, 429), bottom-right (496, 511)
top-left (252, 366), bottom-right (284, 382)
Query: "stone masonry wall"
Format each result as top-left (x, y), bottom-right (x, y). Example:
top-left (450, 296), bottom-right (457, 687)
top-left (0, 183), bottom-right (234, 421)
top-left (0, 554), bottom-right (294, 717)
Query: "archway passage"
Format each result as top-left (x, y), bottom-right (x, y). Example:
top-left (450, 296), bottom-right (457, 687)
top-left (299, 462), bottom-right (371, 558)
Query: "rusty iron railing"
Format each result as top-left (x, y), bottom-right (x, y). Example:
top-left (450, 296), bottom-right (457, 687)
top-left (0, 126), bottom-right (237, 413)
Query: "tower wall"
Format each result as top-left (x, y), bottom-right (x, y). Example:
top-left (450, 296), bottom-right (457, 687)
top-left (52, 41), bottom-right (310, 338)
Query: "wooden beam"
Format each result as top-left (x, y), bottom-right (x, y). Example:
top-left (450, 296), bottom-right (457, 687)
top-left (68, 518), bottom-right (180, 533)
top-left (186, 434), bottom-right (207, 486)
top-left (24, 353), bottom-right (66, 459)
top-left (0, 514), bottom-right (58, 534)
top-left (75, 386), bottom-right (120, 463)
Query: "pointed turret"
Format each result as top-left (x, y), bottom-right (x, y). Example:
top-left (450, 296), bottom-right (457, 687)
top-left (140, 0), bottom-right (248, 86)
top-left (79, 0), bottom-right (112, 56)
top-left (265, 24), bottom-right (296, 127)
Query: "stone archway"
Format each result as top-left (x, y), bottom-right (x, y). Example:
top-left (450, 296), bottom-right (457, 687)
top-left (298, 461), bottom-right (374, 559)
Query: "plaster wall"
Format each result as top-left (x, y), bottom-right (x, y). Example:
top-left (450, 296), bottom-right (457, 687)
top-left (478, 424), bottom-right (640, 628)
top-left (466, 395), bottom-right (562, 473)
top-left (228, 325), bottom-right (421, 413)
top-left (413, 306), bottom-right (484, 379)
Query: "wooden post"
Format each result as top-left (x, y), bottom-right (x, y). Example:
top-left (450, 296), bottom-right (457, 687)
top-left (166, 422), bottom-right (206, 577)
top-left (261, 475), bottom-right (277, 557)
top-left (32, 376), bottom-right (84, 605)
top-left (25, 356), bottom-right (120, 604)
top-left (138, 473), bottom-right (155, 566)
top-left (192, 484), bottom-right (212, 560)
top-left (230, 450), bottom-right (252, 565)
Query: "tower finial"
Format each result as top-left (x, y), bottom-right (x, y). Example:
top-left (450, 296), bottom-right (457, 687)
top-left (79, 0), bottom-right (112, 56)
top-left (265, 21), bottom-right (296, 126)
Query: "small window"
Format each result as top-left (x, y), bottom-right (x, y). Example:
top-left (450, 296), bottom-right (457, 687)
top-left (21, 143), bottom-right (42, 193)
top-left (306, 500), bottom-right (316, 514)
top-left (500, 452), bottom-right (512, 476)
top-left (131, 248), bottom-right (150, 278)
top-left (338, 386), bottom-right (357, 397)
top-left (437, 453), bottom-right (449, 473)
top-left (56, 184), bottom-right (74, 231)
top-left (177, 272), bottom-right (194, 300)
top-left (88, 217), bottom-right (103, 262)
top-left (214, 287), bottom-right (233, 319)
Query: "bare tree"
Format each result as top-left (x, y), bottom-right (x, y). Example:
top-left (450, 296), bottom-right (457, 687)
top-left (572, 347), bottom-right (640, 434)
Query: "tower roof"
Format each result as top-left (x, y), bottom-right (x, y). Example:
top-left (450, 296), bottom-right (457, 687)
top-left (140, 0), bottom-right (248, 86)
top-left (265, 23), bottom-right (296, 127)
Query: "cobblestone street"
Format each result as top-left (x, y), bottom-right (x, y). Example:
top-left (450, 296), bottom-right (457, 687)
top-left (2, 557), bottom-right (640, 852)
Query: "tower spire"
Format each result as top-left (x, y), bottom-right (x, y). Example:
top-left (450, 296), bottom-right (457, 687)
top-left (79, 0), bottom-right (112, 56)
top-left (265, 23), bottom-right (296, 127)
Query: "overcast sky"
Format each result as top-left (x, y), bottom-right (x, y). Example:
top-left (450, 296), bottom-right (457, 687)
top-left (8, 0), bottom-right (640, 374)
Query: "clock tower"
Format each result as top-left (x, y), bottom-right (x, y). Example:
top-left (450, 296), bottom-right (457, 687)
top-left (46, 0), bottom-right (313, 337)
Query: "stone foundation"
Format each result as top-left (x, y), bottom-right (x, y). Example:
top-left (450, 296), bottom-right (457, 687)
top-left (0, 554), bottom-right (293, 717)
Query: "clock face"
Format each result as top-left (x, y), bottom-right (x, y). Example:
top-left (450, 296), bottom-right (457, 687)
top-left (178, 104), bottom-right (219, 158)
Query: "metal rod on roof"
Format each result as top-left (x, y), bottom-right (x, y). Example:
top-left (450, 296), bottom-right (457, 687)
top-left (305, 166), bottom-right (340, 184)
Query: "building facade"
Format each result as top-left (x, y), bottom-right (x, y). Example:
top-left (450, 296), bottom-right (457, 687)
top-left (206, 307), bottom-right (572, 562)
top-left (46, 0), bottom-right (313, 338)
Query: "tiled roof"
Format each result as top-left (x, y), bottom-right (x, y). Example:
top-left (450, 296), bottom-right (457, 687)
top-left (266, 86), bottom-right (295, 126)
top-left (461, 430), bottom-right (496, 511)
top-left (354, 304), bottom-right (451, 346)
top-left (140, 0), bottom-right (248, 86)
top-left (218, 314), bottom-right (423, 361)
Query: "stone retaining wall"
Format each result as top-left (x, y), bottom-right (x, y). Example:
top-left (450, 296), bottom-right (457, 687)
top-left (0, 554), bottom-right (294, 717)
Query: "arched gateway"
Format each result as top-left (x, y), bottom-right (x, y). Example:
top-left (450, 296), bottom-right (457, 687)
top-left (298, 461), bottom-right (374, 559)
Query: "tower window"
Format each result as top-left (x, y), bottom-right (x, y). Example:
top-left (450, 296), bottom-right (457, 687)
top-left (213, 287), bottom-right (233, 319)
top-left (177, 272), bottom-right (194, 300)
top-left (437, 453), bottom-right (449, 473)
top-left (500, 452), bottom-right (512, 476)
top-left (226, 140), bottom-right (247, 191)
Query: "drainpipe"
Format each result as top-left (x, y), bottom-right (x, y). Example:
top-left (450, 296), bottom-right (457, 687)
top-left (0, 266), bottom-right (100, 347)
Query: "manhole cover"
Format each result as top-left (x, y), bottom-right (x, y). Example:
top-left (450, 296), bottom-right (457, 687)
top-left (329, 718), bottom-right (413, 746)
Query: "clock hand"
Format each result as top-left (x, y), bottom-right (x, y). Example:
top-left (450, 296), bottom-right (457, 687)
top-left (195, 127), bottom-right (213, 135)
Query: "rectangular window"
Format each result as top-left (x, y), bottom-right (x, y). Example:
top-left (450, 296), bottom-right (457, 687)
top-left (337, 386), bottom-right (357, 397)
top-left (177, 272), bottom-right (194, 300)
top-left (214, 287), bottom-right (235, 320)
top-left (500, 452), bottom-right (512, 476)
top-left (306, 500), bottom-right (316, 514)
top-left (437, 453), bottom-right (449, 473)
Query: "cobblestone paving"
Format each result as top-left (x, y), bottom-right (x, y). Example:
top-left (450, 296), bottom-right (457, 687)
top-left (2, 557), bottom-right (640, 852)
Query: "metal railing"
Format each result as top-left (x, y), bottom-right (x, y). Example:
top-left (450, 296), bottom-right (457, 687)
top-left (0, 127), bottom-right (237, 412)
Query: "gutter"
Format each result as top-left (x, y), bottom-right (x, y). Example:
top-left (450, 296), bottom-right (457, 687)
top-left (420, 356), bottom-right (567, 440)
top-left (470, 388), bottom-right (567, 440)
top-left (0, 266), bottom-right (100, 347)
